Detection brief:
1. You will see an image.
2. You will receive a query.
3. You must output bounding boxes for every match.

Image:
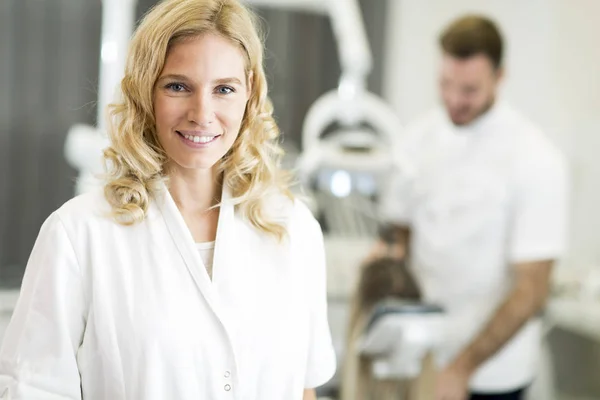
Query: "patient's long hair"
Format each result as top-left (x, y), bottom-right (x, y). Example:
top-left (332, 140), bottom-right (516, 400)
top-left (340, 255), bottom-right (420, 400)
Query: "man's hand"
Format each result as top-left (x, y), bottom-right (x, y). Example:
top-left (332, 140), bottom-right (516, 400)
top-left (302, 389), bottom-right (316, 400)
top-left (364, 224), bottom-right (410, 264)
top-left (435, 360), bottom-right (472, 400)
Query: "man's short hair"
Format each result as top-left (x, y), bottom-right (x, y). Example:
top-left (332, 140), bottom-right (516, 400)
top-left (439, 15), bottom-right (504, 69)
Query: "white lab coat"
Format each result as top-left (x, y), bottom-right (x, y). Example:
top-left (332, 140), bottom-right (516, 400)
top-left (0, 183), bottom-right (336, 399)
top-left (382, 101), bottom-right (568, 392)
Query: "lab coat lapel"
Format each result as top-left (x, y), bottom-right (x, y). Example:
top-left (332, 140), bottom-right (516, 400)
top-left (211, 184), bottom-right (236, 285)
top-left (154, 181), bottom-right (233, 314)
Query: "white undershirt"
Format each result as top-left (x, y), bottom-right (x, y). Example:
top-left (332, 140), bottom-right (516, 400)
top-left (196, 241), bottom-right (215, 279)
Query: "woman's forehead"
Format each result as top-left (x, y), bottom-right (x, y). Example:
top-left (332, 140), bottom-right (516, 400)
top-left (162, 34), bottom-right (247, 79)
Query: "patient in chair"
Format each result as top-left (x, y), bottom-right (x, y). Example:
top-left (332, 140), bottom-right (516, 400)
top-left (341, 225), bottom-right (424, 400)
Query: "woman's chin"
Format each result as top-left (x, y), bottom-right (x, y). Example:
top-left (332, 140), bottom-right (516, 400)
top-left (167, 158), bottom-right (220, 174)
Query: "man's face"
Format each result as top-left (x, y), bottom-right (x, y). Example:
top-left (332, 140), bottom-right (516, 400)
top-left (439, 52), bottom-right (503, 126)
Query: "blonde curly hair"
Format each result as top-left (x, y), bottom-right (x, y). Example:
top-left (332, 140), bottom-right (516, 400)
top-left (103, 0), bottom-right (292, 240)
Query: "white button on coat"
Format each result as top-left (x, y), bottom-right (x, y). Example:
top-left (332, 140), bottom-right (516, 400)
top-left (0, 182), bottom-right (336, 399)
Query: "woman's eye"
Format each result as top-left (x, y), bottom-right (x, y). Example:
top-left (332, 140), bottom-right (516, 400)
top-left (166, 83), bottom-right (186, 92)
top-left (217, 86), bottom-right (234, 95)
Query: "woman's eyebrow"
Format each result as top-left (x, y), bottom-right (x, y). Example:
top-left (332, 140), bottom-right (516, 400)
top-left (156, 73), bottom-right (190, 83)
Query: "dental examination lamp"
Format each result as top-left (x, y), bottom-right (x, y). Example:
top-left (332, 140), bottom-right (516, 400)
top-left (251, 0), bottom-right (404, 237)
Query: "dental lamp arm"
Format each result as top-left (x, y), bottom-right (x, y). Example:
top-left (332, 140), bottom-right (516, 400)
top-left (244, 0), bottom-right (372, 118)
top-left (243, 0), bottom-right (371, 73)
top-left (98, 0), bottom-right (137, 131)
top-left (65, 0), bottom-right (136, 195)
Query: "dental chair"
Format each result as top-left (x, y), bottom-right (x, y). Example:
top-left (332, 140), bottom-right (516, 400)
top-left (265, 3), bottom-right (450, 398)
top-left (337, 225), bottom-right (446, 400)
top-left (294, 48), bottom-right (413, 400)
top-left (360, 300), bottom-right (444, 381)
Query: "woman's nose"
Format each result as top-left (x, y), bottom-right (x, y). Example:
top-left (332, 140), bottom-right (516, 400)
top-left (187, 93), bottom-right (215, 126)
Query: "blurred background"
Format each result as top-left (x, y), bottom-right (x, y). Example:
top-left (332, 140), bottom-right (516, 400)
top-left (1, 0), bottom-right (599, 399)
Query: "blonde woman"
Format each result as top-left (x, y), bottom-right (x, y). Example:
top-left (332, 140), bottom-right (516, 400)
top-left (0, 0), bottom-right (336, 398)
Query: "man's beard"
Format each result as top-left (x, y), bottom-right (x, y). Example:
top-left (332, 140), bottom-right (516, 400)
top-left (451, 96), bottom-right (495, 126)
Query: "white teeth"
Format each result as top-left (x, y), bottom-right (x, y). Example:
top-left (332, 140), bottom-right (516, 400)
top-left (181, 133), bottom-right (218, 144)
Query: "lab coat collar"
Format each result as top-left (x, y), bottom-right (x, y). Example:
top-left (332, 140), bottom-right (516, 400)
top-left (152, 179), bottom-right (236, 319)
top-left (451, 100), bottom-right (508, 136)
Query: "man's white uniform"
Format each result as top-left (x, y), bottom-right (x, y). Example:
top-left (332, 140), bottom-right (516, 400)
top-left (381, 101), bottom-right (568, 392)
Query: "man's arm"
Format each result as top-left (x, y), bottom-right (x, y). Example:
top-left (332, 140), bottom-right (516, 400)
top-left (436, 259), bottom-right (554, 400)
top-left (303, 389), bottom-right (316, 400)
top-left (452, 259), bottom-right (553, 373)
top-left (437, 133), bottom-right (567, 400)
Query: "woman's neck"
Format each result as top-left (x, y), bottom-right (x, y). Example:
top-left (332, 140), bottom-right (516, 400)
top-left (166, 165), bottom-right (223, 215)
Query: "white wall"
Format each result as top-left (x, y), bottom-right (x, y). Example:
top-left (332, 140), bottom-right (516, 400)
top-left (382, 0), bottom-right (600, 268)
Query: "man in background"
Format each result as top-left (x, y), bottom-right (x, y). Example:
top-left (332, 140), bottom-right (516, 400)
top-left (376, 15), bottom-right (568, 400)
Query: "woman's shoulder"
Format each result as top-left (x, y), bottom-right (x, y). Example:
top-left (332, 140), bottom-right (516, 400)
top-left (290, 198), bottom-right (319, 228)
top-left (30, 188), bottom-right (116, 253)
top-left (53, 187), bottom-right (112, 228)
top-left (254, 190), bottom-right (321, 238)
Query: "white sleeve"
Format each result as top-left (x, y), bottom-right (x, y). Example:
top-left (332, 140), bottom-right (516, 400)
top-left (508, 154), bottom-right (569, 262)
top-left (379, 160), bottom-right (415, 226)
top-left (0, 212), bottom-right (87, 399)
top-left (303, 218), bottom-right (337, 389)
